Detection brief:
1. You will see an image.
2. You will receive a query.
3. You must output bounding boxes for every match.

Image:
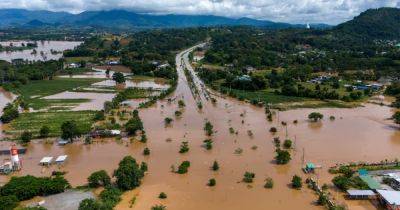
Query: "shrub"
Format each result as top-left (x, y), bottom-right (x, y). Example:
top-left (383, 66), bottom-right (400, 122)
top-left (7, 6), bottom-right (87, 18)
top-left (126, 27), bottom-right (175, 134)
top-left (88, 170), bottom-right (111, 188)
top-left (275, 149), bottom-right (291, 164)
top-left (164, 117), bottom-right (173, 125)
top-left (39, 126), bottom-right (50, 138)
top-left (243, 172), bottom-right (255, 183)
top-left (283, 139), bottom-right (292, 149)
top-left (174, 110), bottom-right (182, 117)
top-left (291, 175), bottom-right (302, 189)
top-left (204, 121), bottom-right (214, 136)
top-left (264, 178), bottom-right (274, 189)
top-left (151, 205), bottom-right (166, 210)
top-left (177, 161), bottom-right (191, 174)
top-left (143, 148), bottom-right (150, 156)
top-left (79, 198), bottom-right (101, 210)
top-left (125, 116), bottom-right (143, 136)
top-left (99, 187), bottom-right (122, 208)
top-left (269, 127), bottom-right (277, 133)
top-left (178, 100), bottom-right (185, 108)
top-left (212, 161), bottom-right (219, 171)
top-left (208, 178), bottom-right (216, 186)
top-left (0, 103), bottom-right (19, 123)
top-left (308, 112), bottom-right (323, 122)
top-left (159, 192), bottom-right (167, 199)
top-left (203, 139), bottom-right (213, 150)
top-left (21, 131), bottom-right (32, 143)
top-left (0, 195), bottom-right (18, 210)
top-left (179, 141), bottom-right (189, 153)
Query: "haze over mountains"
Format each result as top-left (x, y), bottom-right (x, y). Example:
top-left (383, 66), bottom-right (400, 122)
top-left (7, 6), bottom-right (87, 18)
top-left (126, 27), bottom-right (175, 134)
top-left (0, 9), bottom-right (328, 29)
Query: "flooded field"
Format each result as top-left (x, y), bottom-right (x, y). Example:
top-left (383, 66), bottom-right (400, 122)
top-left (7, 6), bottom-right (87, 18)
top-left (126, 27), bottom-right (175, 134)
top-left (0, 41), bottom-right (81, 62)
top-left (0, 46), bottom-right (399, 210)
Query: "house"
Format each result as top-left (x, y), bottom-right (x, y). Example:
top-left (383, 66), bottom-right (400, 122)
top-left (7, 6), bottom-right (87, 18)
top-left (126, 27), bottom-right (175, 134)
top-left (346, 190), bottom-right (375, 200)
top-left (157, 63), bottom-right (170, 69)
top-left (376, 190), bottom-right (400, 210)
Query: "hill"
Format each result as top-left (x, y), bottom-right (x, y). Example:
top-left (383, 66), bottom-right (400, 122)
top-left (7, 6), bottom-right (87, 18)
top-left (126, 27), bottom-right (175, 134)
top-left (0, 9), bottom-right (328, 29)
top-left (334, 7), bottom-right (400, 39)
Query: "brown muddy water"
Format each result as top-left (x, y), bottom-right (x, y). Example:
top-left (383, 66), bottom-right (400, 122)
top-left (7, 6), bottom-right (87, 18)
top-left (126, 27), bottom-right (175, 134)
top-left (0, 41), bottom-right (81, 62)
top-left (0, 46), bottom-right (399, 210)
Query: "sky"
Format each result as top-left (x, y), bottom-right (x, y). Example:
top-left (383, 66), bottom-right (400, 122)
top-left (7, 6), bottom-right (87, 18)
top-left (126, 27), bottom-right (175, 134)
top-left (0, 0), bottom-right (399, 24)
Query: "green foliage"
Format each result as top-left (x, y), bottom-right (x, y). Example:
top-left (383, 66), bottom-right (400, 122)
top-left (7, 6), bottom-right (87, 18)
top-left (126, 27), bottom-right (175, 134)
top-left (164, 117), bottom-right (173, 125)
top-left (151, 205), bottom-right (167, 210)
top-left (203, 139), bottom-right (213, 150)
top-left (208, 178), bottom-right (216, 186)
top-left (308, 112), bottom-right (324, 122)
top-left (283, 139), bottom-right (292, 149)
top-left (264, 178), bottom-right (274, 189)
top-left (124, 111), bottom-right (143, 135)
top-left (143, 148), bottom-right (150, 156)
top-left (0, 103), bottom-right (19, 123)
top-left (211, 161), bottom-right (219, 171)
top-left (291, 175), bottom-right (302, 189)
top-left (243, 172), bottom-right (255, 183)
top-left (61, 120), bottom-right (81, 140)
top-left (112, 72), bottom-right (125, 84)
top-left (393, 111), bottom-right (400, 124)
top-left (88, 170), bottom-right (111, 188)
top-left (269, 127), bottom-right (277, 133)
top-left (0, 195), bottom-right (18, 210)
top-left (275, 149), bottom-right (291, 164)
top-left (113, 156), bottom-right (145, 191)
top-left (178, 100), bottom-right (185, 108)
top-left (78, 198), bottom-right (102, 210)
top-left (179, 141), bottom-right (189, 153)
top-left (39, 125), bottom-right (50, 138)
top-left (177, 161), bottom-right (191, 174)
top-left (204, 121), bottom-right (214, 136)
top-left (20, 130), bottom-right (32, 143)
top-left (99, 187), bottom-right (122, 208)
top-left (0, 175), bottom-right (69, 201)
top-left (158, 192), bottom-right (167, 199)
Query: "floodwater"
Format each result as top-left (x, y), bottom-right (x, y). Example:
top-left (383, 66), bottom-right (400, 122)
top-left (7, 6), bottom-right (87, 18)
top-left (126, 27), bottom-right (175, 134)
top-left (0, 41), bottom-right (81, 62)
top-left (0, 46), bottom-right (399, 210)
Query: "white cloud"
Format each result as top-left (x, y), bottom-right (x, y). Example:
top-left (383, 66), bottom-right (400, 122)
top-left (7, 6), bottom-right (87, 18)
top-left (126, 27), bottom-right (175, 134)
top-left (0, 0), bottom-right (398, 24)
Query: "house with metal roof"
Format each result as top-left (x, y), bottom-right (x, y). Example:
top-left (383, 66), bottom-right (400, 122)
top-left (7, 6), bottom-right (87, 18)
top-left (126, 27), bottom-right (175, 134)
top-left (376, 190), bottom-right (400, 210)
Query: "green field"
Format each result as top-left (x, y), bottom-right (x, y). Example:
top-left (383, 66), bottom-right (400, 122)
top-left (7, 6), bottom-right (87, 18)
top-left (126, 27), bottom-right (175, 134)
top-left (14, 78), bottom-right (104, 110)
top-left (7, 111), bottom-right (97, 138)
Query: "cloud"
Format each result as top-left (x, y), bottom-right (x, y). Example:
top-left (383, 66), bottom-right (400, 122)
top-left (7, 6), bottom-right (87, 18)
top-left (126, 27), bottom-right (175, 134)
top-left (0, 0), bottom-right (398, 24)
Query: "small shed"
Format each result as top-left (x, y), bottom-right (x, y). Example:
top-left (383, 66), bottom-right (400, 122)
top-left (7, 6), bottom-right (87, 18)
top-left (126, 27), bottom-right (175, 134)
top-left (346, 190), bottom-right (375, 199)
top-left (40, 157), bottom-right (53, 165)
top-left (55, 155), bottom-right (68, 164)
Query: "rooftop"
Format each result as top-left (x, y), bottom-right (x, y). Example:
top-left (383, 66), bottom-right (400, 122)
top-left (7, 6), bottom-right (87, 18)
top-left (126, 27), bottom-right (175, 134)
top-left (377, 190), bottom-right (400, 205)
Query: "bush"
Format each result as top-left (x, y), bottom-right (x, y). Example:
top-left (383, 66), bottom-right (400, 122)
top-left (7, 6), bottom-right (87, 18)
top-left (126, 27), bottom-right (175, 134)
top-left (208, 178), bottom-right (216, 186)
top-left (269, 127), bottom-right (277, 133)
top-left (125, 116), bottom-right (143, 136)
top-left (283, 139), bottom-right (292, 149)
top-left (275, 149), bottom-right (291, 164)
top-left (0, 175), bottom-right (69, 201)
top-left (151, 205), bottom-right (166, 210)
top-left (178, 100), bottom-right (185, 108)
top-left (0, 103), bottom-right (19, 123)
top-left (39, 126), bottom-right (50, 138)
top-left (179, 141), bottom-right (189, 153)
top-left (0, 195), bottom-right (18, 210)
top-left (203, 139), bottom-right (213, 150)
top-left (159, 192), bottom-right (167, 199)
top-left (114, 156), bottom-right (145, 191)
top-left (143, 148), bottom-right (150, 156)
top-left (78, 198), bottom-right (101, 210)
top-left (204, 121), bottom-right (214, 136)
top-left (164, 117), bottom-right (173, 125)
top-left (88, 170), bottom-right (111, 188)
top-left (243, 172), bottom-right (255, 183)
top-left (212, 161), bottom-right (219, 171)
top-left (177, 161), bottom-right (191, 174)
top-left (308, 112), bottom-right (323, 122)
top-left (264, 178), bottom-right (274, 189)
top-left (291, 175), bottom-right (302, 189)
top-left (20, 131), bottom-right (32, 143)
top-left (99, 187), bottom-right (122, 208)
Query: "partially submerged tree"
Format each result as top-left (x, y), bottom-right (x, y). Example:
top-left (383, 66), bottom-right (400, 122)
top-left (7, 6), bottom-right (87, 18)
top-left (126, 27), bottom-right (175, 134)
top-left (291, 175), bottom-right (302, 189)
top-left (88, 170), bottom-right (111, 188)
top-left (112, 72), bottom-right (125, 84)
top-left (61, 120), bottom-right (81, 141)
top-left (275, 149), bottom-right (291, 164)
top-left (114, 156), bottom-right (145, 191)
top-left (308, 112), bottom-right (324, 122)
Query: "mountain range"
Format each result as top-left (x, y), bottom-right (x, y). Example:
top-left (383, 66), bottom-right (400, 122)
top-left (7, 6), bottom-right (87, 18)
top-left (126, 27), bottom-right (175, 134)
top-left (0, 9), bottom-right (329, 29)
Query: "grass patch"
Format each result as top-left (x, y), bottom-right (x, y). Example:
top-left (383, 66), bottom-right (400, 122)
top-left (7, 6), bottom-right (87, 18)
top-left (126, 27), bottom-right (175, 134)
top-left (227, 88), bottom-right (306, 104)
top-left (7, 111), bottom-right (97, 138)
top-left (64, 57), bottom-right (93, 63)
